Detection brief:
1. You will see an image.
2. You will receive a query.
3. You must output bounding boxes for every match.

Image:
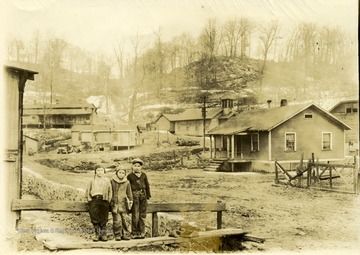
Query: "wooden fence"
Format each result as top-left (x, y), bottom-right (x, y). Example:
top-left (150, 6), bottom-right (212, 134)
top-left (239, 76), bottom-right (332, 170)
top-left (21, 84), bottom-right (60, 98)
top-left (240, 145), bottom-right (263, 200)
top-left (12, 199), bottom-right (227, 237)
top-left (275, 154), bottom-right (359, 194)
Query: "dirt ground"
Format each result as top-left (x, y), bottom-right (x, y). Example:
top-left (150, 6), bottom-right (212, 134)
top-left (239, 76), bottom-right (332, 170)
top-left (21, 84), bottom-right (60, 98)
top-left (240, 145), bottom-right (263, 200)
top-left (18, 141), bottom-right (360, 254)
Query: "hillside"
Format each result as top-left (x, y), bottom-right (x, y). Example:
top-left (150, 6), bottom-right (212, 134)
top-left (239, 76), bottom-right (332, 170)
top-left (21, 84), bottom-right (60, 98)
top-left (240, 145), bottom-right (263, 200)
top-left (22, 55), bottom-right (357, 126)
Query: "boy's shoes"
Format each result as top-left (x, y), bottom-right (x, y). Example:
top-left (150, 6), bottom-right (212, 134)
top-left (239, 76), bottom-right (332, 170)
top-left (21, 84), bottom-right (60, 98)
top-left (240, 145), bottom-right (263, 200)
top-left (132, 234), bottom-right (145, 239)
top-left (100, 235), bottom-right (108, 242)
top-left (122, 236), bottom-right (130, 241)
top-left (92, 235), bottom-right (100, 242)
top-left (115, 235), bottom-right (122, 241)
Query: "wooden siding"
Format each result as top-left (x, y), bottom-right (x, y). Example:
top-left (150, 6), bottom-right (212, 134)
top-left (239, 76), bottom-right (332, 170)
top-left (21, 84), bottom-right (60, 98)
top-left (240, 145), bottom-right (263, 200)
top-left (330, 102), bottom-right (358, 145)
top-left (156, 116), bottom-right (172, 132)
top-left (71, 131), bottom-right (137, 147)
top-left (271, 107), bottom-right (345, 161)
top-left (175, 119), bottom-right (204, 136)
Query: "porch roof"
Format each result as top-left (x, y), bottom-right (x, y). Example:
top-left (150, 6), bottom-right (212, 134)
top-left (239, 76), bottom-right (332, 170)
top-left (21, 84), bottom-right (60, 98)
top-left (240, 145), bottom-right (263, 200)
top-left (208, 103), bottom-right (351, 135)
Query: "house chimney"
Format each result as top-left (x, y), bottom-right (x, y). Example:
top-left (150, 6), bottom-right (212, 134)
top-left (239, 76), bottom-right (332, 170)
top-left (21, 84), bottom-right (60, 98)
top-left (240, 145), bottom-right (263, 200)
top-left (280, 99), bottom-right (288, 107)
top-left (267, 100), bottom-right (272, 108)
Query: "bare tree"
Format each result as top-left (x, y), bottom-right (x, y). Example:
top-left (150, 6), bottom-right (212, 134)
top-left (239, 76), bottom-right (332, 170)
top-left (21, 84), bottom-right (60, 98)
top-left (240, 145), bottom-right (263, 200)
top-left (127, 32), bottom-right (149, 125)
top-left (259, 20), bottom-right (280, 75)
top-left (113, 39), bottom-right (125, 81)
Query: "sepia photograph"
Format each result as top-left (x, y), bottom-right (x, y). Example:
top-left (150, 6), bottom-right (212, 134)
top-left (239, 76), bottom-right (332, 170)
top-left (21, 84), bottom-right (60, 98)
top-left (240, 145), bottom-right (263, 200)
top-left (0, 0), bottom-right (359, 254)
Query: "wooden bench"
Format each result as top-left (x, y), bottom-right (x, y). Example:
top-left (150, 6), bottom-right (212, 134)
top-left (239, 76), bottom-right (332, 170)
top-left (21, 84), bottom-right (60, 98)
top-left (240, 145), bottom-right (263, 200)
top-left (12, 199), bottom-right (227, 237)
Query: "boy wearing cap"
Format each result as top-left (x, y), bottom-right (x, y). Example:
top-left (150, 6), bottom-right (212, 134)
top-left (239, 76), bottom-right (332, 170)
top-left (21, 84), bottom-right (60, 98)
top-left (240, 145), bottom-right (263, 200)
top-left (110, 167), bottom-right (133, 241)
top-left (127, 158), bottom-right (151, 239)
top-left (86, 166), bottom-right (112, 242)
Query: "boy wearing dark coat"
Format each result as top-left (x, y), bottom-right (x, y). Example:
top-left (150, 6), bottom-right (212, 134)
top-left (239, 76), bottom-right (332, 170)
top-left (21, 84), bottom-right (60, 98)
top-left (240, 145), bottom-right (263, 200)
top-left (110, 168), bottom-right (133, 241)
top-left (127, 158), bottom-right (151, 239)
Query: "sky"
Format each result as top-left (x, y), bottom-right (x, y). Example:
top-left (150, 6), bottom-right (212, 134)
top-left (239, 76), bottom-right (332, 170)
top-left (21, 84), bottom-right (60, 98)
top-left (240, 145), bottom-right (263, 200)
top-left (0, 0), bottom-right (358, 55)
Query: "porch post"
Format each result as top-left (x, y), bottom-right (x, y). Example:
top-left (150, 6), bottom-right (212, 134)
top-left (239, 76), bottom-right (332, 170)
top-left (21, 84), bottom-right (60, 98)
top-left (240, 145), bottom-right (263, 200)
top-left (214, 136), bottom-right (217, 159)
top-left (231, 135), bottom-right (235, 159)
top-left (210, 135), bottom-right (213, 158)
top-left (268, 131), bottom-right (272, 161)
top-left (227, 136), bottom-right (230, 158)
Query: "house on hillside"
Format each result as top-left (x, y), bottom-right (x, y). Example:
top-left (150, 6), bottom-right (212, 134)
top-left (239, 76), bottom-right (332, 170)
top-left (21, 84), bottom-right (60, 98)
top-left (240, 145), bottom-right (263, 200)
top-left (155, 97), bottom-right (237, 136)
top-left (71, 124), bottom-right (141, 151)
top-left (329, 99), bottom-right (359, 155)
top-left (207, 102), bottom-right (351, 172)
top-left (23, 102), bottom-right (97, 128)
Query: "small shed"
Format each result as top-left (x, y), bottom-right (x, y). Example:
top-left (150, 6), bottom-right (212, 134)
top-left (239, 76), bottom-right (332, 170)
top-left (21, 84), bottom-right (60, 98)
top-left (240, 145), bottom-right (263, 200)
top-left (71, 124), bottom-right (141, 151)
top-left (23, 135), bottom-right (39, 155)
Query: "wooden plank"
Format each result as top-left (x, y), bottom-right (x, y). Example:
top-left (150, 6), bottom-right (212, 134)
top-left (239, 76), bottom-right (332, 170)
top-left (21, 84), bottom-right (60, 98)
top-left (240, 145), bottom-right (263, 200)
top-left (318, 175), bottom-right (340, 180)
top-left (43, 228), bottom-right (251, 251)
top-left (186, 228), bottom-right (247, 239)
top-left (242, 234), bottom-right (266, 243)
top-left (12, 200), bottom-right (89, 212)
top-left (314, 163), bottom-right (355, 168)
top-left (275, 162), bottom-right (292, 180)
top-left (43, 236), bottom-right (187, 251)
top-left (12, 199), bottom-right (226, 213)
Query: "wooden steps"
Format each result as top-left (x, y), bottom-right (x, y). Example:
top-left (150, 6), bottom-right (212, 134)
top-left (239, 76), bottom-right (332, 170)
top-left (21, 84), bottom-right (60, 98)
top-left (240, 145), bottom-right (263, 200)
top-left (203, 160), bottom-right (223, 172)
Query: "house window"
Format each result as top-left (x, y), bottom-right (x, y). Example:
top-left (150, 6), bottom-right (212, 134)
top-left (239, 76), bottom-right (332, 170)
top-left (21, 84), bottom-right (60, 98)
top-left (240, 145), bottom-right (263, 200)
top-left (251, 133), bottom-right (259, 152)
top-left (113, 133), bottom-right (118, 141)
top-left (322, 132), bottom-right (332, 150)
top-left (285, 132), bottom-right (296, 152)
top-left (304, 113), bottom-right (313, 119)
top-left (78, 132), bottom-right (82, 141)
top-left (345, 103), bottom-right (358, 113)
top-left (94, 133), bottom-right (98, 142)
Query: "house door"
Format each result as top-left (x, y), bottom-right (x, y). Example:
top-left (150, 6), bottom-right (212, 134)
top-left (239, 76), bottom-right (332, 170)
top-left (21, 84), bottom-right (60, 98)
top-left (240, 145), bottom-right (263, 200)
top-left (236, 136), bottom-right (242, 158)
top-left (236, 135), bottom-right (246, 159)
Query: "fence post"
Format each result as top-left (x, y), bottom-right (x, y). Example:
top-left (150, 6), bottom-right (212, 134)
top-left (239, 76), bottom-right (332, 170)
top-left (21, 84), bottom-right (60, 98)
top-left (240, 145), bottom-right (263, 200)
top-left (152, 212), bottom-right (159, 237)
top-left (275, 162), bottom-right (279, 184)
top-left (329, 165), bottom-right (333, 189)
top-left (354, 156), bottom-right (358, 195)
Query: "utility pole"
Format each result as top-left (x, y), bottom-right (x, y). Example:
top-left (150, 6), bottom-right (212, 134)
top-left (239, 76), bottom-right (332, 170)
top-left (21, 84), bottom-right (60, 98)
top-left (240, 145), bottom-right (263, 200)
top-left (201, 94), bottom-right (207, 152)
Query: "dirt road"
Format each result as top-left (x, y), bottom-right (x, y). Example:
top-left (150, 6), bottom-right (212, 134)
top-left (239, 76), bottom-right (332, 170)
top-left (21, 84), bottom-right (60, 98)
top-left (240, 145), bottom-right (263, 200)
top-left (22, 150), bottom-right (360, 253)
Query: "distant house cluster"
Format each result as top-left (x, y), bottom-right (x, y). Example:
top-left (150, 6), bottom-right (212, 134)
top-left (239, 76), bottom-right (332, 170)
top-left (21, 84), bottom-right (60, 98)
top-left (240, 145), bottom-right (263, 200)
top-left (155, 97), bottom-right (237, 136)
top-left (23, 102), bottom-right (96, 128)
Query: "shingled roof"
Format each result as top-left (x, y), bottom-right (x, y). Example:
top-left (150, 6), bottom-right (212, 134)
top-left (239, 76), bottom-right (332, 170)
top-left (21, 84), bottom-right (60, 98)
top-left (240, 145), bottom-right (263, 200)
top-left (208, 103), bottom-right (351, 135)
top-left (160, 108), bottom-right (223, 122)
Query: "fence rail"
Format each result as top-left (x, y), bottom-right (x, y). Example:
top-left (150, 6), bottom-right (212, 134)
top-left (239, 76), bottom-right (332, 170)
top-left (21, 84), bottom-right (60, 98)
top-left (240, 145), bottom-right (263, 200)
top-left (275, 155), bottom-right (358, 194)
top-left (12, 199), bottom-right (227, 237)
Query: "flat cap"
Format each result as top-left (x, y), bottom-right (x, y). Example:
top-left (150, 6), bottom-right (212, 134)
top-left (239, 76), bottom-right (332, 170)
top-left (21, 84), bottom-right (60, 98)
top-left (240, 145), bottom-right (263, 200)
top-left (132, 158), bottom-right (144, 165)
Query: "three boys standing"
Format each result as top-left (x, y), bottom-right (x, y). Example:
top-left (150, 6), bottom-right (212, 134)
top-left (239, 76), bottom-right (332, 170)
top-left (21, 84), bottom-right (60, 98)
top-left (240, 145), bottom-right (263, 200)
top-left (86, 158), bottom-right (151, 242)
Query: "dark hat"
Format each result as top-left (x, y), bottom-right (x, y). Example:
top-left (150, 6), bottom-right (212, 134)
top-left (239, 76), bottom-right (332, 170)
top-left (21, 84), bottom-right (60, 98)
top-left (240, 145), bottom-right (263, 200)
top-left (132, 158), bottom-right (144, 165)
